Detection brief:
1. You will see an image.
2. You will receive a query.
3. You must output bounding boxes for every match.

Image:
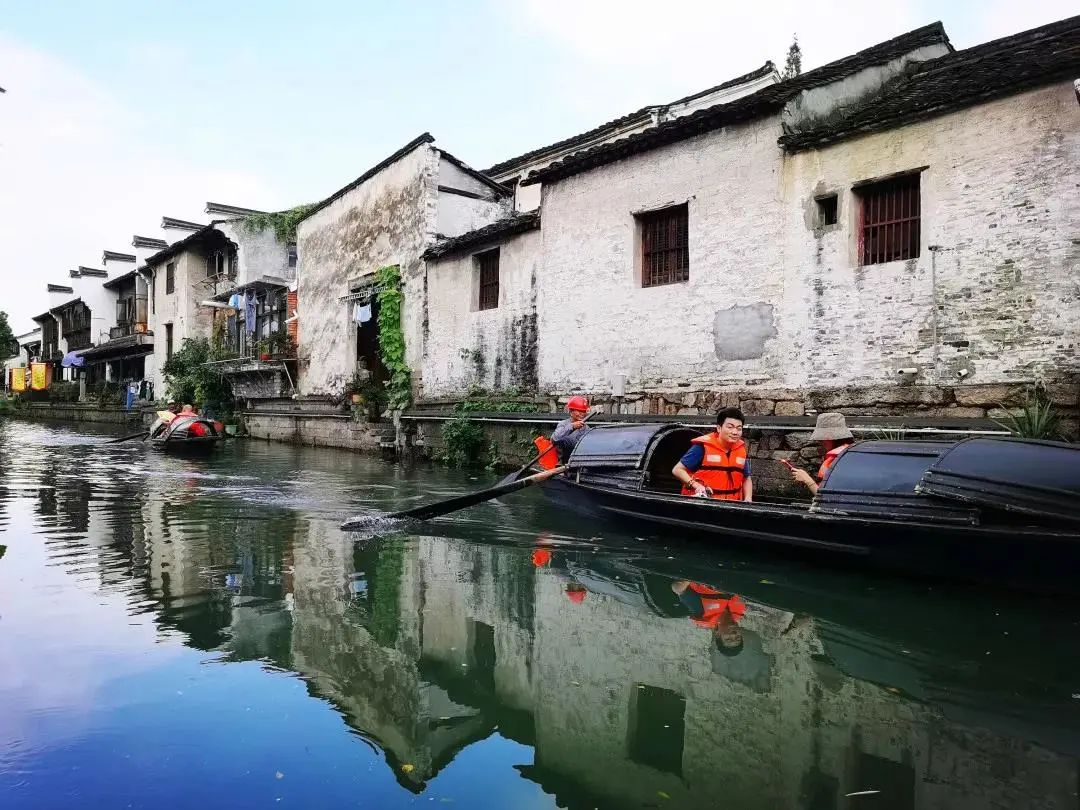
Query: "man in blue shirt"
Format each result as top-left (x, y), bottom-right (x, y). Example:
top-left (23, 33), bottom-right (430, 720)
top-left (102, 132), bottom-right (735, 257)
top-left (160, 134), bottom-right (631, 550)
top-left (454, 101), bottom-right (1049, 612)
top-left (672, 407), bottom-right (753, 501)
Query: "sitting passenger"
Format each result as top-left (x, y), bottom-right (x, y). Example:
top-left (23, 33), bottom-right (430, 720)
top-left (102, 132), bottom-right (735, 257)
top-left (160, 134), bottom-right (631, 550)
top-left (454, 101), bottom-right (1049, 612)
top-left (788, 412), bottom-right (855, 496)
top-left (672, 407), bottom-right (753, 502)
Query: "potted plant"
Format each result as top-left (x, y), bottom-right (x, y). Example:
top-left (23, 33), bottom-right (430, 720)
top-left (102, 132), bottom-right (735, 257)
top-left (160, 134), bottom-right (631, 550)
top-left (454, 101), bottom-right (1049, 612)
top-left (358, 378), bottom-right (389, 421)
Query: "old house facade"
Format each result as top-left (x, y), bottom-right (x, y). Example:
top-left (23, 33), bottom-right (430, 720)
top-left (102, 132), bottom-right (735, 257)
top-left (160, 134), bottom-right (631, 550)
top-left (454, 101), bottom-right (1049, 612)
top-left (419, 17), bottom-right (1080, 425)
top-left (294, 134), bottom-right (512, 396)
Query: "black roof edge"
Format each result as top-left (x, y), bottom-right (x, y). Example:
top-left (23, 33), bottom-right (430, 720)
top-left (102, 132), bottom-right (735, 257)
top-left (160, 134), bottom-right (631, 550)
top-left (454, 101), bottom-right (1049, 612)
top-left (132, 235), bottom-right (169, 249)
top-left (161, 216), bottom-right (205, 230)
top-left (483, 61), bottom-right (781, 178)
top-left (780, 14), bottom-right (1080, 151)
top-left (103, 269), bottom-right (138, 290)
top-left (46, 283), bottom-right (74, 293)
top-left (522, 21), bottom-right (952, 186)
top-left (437, 149), bottom-right (513, 196)
top-left (204, 202), bottom-right (267, 217)
top-left (143, 221), bottom-right (224, 267)
top-left (423, 211), bottom-right (540, 260)
top-left (73, 266), bottom-right (108, 278)
top-left (297, 133), bottom-right (436, 225)
top-left (102, 250), bottom-right (136, 263)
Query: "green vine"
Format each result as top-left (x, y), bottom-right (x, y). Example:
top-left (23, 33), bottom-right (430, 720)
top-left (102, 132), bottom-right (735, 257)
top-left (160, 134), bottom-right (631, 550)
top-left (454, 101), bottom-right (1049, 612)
top-left (375, 265), bottom-right (411, 410)
top-left (242, 203), bottom-right (318, 243)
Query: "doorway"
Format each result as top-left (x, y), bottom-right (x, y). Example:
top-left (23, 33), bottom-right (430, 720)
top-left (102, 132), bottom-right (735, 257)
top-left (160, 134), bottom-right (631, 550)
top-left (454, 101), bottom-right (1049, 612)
top-left (355, 298), bottom-right (388, 385)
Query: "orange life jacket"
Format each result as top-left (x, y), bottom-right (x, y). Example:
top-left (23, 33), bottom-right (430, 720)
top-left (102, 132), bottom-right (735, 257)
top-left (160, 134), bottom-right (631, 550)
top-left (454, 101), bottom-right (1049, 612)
top-left (680, 433), bottom-right (748, 500)
top-left (534, 436), bottom-right (558, 470)
top-left (816, 444), bottom-right (849, 482)
top-left (686, 583), bottom-right (746, 628)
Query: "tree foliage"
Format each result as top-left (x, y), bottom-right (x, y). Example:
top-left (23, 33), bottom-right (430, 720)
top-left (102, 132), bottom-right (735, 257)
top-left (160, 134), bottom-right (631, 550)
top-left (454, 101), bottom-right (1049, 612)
top-left (0, 311), bottom-right (16, 359)
top-left (375, 265), bottom-right (412, 410)
top-left (161, 337), bottom-right (234, 414)
top-left (782, 36), bottom-right (802, 80)
top-left (242, 203), bottom-right (318, 243)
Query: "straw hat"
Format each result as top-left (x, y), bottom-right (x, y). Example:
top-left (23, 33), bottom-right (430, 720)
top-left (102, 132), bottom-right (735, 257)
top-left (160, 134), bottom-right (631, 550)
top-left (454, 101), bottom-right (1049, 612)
top-left (809, 412), bottom-right (853, 441)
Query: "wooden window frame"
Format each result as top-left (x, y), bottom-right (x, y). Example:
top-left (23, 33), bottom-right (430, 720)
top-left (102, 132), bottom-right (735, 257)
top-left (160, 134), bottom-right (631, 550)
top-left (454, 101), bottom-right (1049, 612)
top-left (165, 323), bottom-right (174, 360)
top-left (639, 204), bottom-right (689, 288)
top-left (165, 262), bottom-right (176, 295)
top-left (856, 173), bottom-right (921, 266)
top-left (477, 249), bottom-right (500, 311)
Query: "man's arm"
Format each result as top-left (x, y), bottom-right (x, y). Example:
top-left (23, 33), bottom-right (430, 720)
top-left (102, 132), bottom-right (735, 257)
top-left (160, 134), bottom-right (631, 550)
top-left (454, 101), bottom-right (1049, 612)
top-left (743, 475), bottom-right (753, 502)
top-left (551, 419), bottom-right (573, 443)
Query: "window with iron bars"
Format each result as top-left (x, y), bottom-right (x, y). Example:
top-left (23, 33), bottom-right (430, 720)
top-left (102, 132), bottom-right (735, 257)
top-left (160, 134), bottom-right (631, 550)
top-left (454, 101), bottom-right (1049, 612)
top-left (857, 173), bottom-right (921, 266)
top-left (639, 204), bottom-right (689, 287)
top-left (477, 249), bottom-right (500, 311)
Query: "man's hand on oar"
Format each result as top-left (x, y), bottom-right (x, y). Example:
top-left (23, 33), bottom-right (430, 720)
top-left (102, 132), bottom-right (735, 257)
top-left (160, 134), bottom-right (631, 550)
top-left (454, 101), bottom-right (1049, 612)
top-left (340, 466), bottom-right (568, 531)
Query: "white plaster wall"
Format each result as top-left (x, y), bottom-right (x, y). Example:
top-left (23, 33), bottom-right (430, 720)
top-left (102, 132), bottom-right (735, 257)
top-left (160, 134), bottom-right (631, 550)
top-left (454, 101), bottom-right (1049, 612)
top-left (535, 81), bottom-right (1080, 396)
top-left (422, 228), bottom-right (541, 397)
top-left (217, 220), bottom-right (293, 284)
top-left (296, 145), bottom-right (439, 395)
top-left (72, 274), bottom-right (115, 345)
top-left (148, 251), bottom-right (214, 395)
top-left (537, 115), bottom-right (787, 395)
top-left (436, 158), bottom-right (512, 237)
top-left (779, 82), bottom-right (1080, 390)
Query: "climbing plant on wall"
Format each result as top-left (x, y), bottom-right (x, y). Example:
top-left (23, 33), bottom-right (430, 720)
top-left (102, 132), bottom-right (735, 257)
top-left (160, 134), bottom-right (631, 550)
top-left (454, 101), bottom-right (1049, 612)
top-left (375, 264), bottom-right (411, 410)
top-left (242, 203), bottom-right (318, 243)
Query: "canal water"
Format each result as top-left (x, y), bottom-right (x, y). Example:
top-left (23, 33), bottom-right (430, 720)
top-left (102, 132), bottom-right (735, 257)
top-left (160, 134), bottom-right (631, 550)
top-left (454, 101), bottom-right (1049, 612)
top-left (2, 419), bottom-right (1080, 809)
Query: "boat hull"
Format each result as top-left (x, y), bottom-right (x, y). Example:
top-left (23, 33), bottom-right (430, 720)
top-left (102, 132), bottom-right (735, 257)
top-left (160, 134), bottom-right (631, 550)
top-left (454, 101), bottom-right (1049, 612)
top-left (541, 475), bottom-right (1080, 593)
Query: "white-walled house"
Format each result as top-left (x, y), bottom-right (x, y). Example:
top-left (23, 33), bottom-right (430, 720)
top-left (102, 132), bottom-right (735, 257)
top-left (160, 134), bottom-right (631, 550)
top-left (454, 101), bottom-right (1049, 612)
top-left (420, 16), bottom-right (1080, 422)
top-left (294, 134), bottom-right (512, 396)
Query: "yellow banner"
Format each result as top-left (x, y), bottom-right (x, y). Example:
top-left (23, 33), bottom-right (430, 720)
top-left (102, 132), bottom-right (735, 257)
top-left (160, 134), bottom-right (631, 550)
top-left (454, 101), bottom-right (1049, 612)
top-left (10, 367), bottom-right (26, 392)
top-left (30, 363), bottom-right (48, 391)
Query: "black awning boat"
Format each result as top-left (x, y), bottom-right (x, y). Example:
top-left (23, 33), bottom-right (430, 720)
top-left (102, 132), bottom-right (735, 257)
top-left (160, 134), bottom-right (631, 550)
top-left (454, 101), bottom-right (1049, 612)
top-left (148, 412), bottom-right (224, 455)
top-left (539, 424), bottom-right (1080, 592)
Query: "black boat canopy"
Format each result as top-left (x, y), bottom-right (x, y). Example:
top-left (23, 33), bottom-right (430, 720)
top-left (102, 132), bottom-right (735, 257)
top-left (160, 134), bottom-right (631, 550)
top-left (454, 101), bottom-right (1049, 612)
top-left (917, 438), bottom-right (1080, 525)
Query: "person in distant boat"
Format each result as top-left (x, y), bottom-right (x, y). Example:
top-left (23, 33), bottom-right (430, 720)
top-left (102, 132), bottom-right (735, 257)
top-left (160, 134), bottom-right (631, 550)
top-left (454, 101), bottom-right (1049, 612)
top-left (789, 412), bottom-right (855, 496)
top-left (672, 407), bottom-right (753, 501)
top-left (166, 400), bottom-right (180, 415)
top-left (671, 580), bottom-right (745, 656)
top-left (551, 396), bottom-right (591, 461)
top-left (179, 403), bottom-right (196, 416)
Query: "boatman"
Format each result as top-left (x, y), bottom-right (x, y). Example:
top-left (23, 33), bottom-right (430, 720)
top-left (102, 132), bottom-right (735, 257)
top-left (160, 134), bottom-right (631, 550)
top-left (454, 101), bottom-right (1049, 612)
top-left (788, 412), bottom-right (855, 496)
top-left (551, 396), bottom-right (592, 461)
top-left (672, 407), bottom-right (753, 501)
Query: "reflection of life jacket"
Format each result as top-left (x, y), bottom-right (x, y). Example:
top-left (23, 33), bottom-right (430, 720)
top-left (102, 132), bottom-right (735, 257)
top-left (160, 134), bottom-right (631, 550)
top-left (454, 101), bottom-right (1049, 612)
top-left (680, 434), bottom-right (748, 500)
top-left (531, 548), bottom-right (552, 567)
top-left (687, 583), bottom-right (746, 628)
top-left (534, 436), bottom-right (558, 470)
top-left (816, 444), bottom-right (849, 482)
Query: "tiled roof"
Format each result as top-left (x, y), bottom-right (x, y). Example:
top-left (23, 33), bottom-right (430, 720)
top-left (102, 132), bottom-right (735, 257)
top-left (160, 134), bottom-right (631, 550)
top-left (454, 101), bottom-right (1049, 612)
top-left (132, 235), bottom-right (169, 250)
top-left (483, 62), bottom-right (778, 178)
top-left (424, 211), bottom-right (540, 260)
top-left (46, 284), bottom-right (74, 294)
top-left (102, 250), bottom-right (136, 263)
top-left (143, 222), bottom-right (222, 268)
top-left (161, 216), bottom-right (204, 231)
top-left (522, 22), bottom-right (951, 186)
top-left (780, 14), bottom-right (1080, 151)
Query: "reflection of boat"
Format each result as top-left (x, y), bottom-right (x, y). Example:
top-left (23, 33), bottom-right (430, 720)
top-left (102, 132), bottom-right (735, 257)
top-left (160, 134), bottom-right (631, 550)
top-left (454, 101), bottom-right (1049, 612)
top-left (541, 424), bottom-right (1080, 592)
top-left (147, 411), bottom-right (224, 456)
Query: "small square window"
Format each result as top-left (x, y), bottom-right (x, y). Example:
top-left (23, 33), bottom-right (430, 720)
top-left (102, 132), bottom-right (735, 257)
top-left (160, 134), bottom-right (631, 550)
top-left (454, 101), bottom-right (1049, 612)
top-left (639, 204), bottom-right (689, 288)
top-left (477, 249), bottom-right (500, 311)
top-left (816, 194), bottom-right (838, 227)
top-left (856, 173), bottom-right (921, 265)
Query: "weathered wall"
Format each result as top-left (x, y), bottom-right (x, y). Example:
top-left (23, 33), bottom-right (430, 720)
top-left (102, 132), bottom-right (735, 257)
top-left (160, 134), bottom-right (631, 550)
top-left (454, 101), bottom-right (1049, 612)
top-left (533, 81), bottom-right (1080, 404)
top-left (217, 220), bottom-right (293, 285)
top-left (149, 251), bottom-right (214, 395)
top-left (296, 145), bottom-right (438, 396)
top-left (781, 82), bottom-right (1080, 391)
top-left (435, 157), bottom-right (511, 236)
top-left (242, 410), bottom-right (385, 451)
top-left (537, 115), bottom-right (786, 394)
top-left (421, 228), bottom-right (541, 397)
top-left (18, 402), bottom-right (143, 424)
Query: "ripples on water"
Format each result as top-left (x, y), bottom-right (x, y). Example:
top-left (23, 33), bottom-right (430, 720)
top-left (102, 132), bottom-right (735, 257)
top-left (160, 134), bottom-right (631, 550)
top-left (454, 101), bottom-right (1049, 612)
top-left (2, 418), bottom-right (1080, 809)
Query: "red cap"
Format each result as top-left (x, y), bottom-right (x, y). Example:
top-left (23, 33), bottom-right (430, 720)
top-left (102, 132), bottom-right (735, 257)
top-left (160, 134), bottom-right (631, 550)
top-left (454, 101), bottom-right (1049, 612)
top-left (565, 584), bottom-right (587, 604)
top-left (567, 396), bottom-right (589, 412)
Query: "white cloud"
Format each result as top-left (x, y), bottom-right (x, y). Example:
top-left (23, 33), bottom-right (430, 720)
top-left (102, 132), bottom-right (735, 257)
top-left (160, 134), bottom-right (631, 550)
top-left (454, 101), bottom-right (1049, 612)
top-left (0, 35), bottom-right (282, 333)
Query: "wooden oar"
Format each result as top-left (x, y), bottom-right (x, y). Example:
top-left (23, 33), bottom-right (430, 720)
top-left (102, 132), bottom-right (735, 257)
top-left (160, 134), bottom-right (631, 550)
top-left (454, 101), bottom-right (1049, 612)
top-left (495, 409), bottom-right (597, 487)
top-left (341, 465), bottom-right (568, 529)
top-left (106, 430), bottom-right (149, 444)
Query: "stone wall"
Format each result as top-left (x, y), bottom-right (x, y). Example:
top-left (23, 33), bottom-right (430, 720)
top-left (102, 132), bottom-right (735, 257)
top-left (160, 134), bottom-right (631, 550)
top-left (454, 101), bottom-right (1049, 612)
top-left (20, 402), bottom-right (143, 425)
top-left (242, 409), bottom-right (387, 452)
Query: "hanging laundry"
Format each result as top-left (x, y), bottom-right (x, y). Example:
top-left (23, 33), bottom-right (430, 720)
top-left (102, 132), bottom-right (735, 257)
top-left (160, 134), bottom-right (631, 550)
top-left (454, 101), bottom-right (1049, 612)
top-left (244, 291), bottom-right (257, 334)
top-left (228, 292), bottom-right (243, 310)
top-left (353, 302), bottom-right (372, 324)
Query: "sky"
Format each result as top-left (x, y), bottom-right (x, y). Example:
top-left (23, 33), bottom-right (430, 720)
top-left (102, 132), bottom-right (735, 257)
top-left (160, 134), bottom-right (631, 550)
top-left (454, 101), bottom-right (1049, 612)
top-left (0, 0), bottom-right (1075, 334)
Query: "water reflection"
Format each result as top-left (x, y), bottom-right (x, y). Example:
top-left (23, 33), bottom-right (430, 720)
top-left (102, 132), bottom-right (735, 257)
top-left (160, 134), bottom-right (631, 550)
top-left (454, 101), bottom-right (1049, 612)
top-left (1, 419), bottom-right (1079, 809)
